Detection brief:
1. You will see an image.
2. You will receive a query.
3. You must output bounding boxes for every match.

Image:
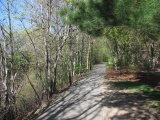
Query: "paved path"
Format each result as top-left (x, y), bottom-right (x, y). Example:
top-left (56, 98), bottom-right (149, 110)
top-left (37, 63), bottom-right (106, 120)
top-left (36, 63), bottom-right (160, 120)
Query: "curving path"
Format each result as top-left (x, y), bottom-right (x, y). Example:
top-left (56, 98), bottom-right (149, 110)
top-left (37, 63), bottom-right (159, 120)
top-left (37, 63), bottom-right (106, 120)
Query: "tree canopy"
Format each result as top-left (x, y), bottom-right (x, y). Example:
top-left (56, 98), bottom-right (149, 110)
top-left (60, 0), bottom-right (160, 36)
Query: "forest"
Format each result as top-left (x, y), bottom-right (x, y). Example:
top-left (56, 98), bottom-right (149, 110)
top-left (0, 0), bottom-right (160, 119)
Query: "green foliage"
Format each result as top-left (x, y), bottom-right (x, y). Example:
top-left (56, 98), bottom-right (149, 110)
top-left (60, 0), bottom-right (160, 36)
top-left (7, 51), bottom-right (32, 73)
top-left (110, 81), bottom-right (160, 95)
top-left (14, 51), bottom-right (32, 70)
top-left (105, 57), bottom-right (114, 67)
top-left (115, 0), bottom-right (160, 32)
top-left (128, 64), bottom-right (138, 70)
top-left (74, 64), bottom-right (80, 74)
top-left (60, 0), bottom-right (116, 36)
top-left (104, 26), bottom-right (146, 67)
top-left (106, 62), bottom-right (113, 68)
top-left (107, 57), bottom-right (113, 63)
top-left (110, 80), bottom-right (160, 108)
top-left (91, 37), bottom-right (109, 64)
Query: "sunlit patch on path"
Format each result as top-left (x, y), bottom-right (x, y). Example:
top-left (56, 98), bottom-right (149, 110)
top-left (37, 63), bottom-right (106, 120)
top-left (37, 63), bottom-right (159, 120)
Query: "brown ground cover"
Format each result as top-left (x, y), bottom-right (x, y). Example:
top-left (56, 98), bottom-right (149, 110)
top-left (104, 67), bottom-right (160, 90)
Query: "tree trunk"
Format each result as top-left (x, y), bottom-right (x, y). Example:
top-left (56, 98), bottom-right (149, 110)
top-left (80, 35), bottom-right (84, 73)
top-left (90, 41), bottom-right (93, 70)
top-left (69, 25), bottom-right (73, 86)
top-left (86, 38), bottom-right (91, 70)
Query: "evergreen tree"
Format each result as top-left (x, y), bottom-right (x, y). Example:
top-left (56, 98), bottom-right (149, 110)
top-left (60, 0), bottom-right (160, 35)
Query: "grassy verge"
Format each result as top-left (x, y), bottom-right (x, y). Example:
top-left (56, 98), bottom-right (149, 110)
top-left (109, 80), bottom-right (160, 108)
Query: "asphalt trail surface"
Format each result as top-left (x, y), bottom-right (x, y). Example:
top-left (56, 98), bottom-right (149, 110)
top-left (37, 63), bottom-right (106, 120)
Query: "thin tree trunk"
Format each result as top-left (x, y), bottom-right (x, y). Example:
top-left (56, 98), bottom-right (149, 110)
top-left (90, 41), bottom-right (93, 70)
top-left (86, 39), bottom-right (91, 70)
top-left (68, 25), bottom-right (72, 86)
top-left (0, 43), bottom-right (7, 107)
top-left (24, 71), bottom-right (41, 105)
top-left (8, 1), bottom-right (15, 105)
top-left (51, 36), bottom-right (67, 94)
top-left (80, 35), bottom-right (84, 73)
top-left (45, 37), bottom-right (50, 99)
top-left (0, 26), bottom-right (8, 100)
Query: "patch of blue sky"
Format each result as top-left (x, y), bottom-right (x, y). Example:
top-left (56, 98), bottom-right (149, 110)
top-left (0, 0), bottom-right (32, 31)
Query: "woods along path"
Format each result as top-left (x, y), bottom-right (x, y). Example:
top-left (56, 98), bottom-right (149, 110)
top-left (37, 63), bottom-right (159, 120)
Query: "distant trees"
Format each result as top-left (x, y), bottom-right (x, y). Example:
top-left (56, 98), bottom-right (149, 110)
top-left (60, 0), bottom-right (160, 71)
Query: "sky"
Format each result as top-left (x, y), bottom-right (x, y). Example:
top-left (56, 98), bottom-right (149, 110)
top-left (0, 0), bottom-right (7, 23)
top-left (0, 0), bottom-right (65, 32)
top-left (0, 0), bottom-right (32, 30)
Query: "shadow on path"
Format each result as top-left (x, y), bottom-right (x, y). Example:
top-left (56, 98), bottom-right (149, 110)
top-left (102, 80), bottom-right (160, 120)
top-left (37, 63), bottom-right (160, 120)
top-left (37, 63), bottom-right (106, 120)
